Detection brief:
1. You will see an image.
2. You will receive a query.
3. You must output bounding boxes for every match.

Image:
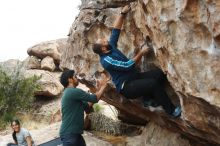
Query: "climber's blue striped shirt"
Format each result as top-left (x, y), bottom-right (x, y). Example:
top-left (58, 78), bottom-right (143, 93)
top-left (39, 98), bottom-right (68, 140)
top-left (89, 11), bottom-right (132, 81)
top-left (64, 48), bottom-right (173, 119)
top-left (99, 29), bottom-right (138, 92)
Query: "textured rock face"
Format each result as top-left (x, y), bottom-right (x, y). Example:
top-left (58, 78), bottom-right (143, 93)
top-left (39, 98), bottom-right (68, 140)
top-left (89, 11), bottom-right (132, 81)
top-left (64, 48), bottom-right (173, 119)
top-left (25, 56), bottom-right (41, 69)
top-left (27, 38), bottom-right (68, 64)
top-left (0, 38), bottom-right (68, 98)
top-left (0, 59), bottom-right (63, 97)
top-left (60, 0), bottom-right (220, 145)
top-left (24, 70), bottom-right (63, 97)
top-left (25, 39), bottom-right (68, 97)
top-left (126, 122), bottom-right (193, 146)
top-left (41, 56), bottom-right (56, 71)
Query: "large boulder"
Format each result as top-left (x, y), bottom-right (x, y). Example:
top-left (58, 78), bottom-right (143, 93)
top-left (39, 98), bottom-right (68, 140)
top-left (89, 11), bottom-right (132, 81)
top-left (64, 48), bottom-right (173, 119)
top-left (60, 0), bottom-right (220, 145)
top-left (25, 56), bottom-right (41, 69)
top-left (126, 122), bottom-right (193, 146)
top-left (0, 59), bottom-right (63, 97)
top-left (41, 56), bottom-right (56, 71)
top-left (24, 70), bottom-right (63, 97)
top-left (27, 38), bottom-right (68, 64)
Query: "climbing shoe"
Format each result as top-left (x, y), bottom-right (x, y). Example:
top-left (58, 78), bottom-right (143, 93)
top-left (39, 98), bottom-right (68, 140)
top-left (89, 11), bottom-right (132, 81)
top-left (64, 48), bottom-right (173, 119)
top-left (143, 98), bottom-right (159, 107)
top-left (171, 106), bottom-right (181, 118)
top-left (143, 98), bottom-right (163, 112)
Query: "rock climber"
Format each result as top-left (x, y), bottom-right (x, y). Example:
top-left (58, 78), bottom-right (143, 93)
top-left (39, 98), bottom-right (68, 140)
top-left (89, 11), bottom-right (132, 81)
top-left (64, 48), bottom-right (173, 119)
top-left (92, 4), bottom-right (181, 118)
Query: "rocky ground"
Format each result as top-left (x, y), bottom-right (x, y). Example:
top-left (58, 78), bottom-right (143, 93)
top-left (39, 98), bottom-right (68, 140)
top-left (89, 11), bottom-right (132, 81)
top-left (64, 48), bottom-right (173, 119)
top-left (0, 122), bottom-right (113, 146)
top-left (0, 98), bottom-right (142, 146)
top-left (0, 120), bottom-right (194, 146)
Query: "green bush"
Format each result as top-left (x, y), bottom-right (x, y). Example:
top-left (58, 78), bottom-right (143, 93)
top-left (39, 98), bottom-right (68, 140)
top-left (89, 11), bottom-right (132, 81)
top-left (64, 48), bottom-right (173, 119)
top-left (0, 68), bottom-right (41, 127)
top-left (93, 103), bottom-right (104, 113)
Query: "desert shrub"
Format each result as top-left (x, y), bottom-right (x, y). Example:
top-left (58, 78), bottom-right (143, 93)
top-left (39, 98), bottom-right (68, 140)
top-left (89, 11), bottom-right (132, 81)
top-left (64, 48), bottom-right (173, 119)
top-left (93, 103), bottom-right (104, 113)
top-left (0, 68), bottom-right (41, 127)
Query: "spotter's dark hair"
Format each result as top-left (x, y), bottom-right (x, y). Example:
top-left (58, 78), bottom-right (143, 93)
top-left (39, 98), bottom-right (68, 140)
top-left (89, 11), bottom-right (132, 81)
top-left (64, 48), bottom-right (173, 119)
top-left (60, 70), bottom-right (75, 88)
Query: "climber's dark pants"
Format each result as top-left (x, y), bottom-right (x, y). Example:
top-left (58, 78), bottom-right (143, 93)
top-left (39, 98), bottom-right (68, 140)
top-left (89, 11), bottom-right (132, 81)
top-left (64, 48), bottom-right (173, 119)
top-left (120, 69), bottom-right (176, 115)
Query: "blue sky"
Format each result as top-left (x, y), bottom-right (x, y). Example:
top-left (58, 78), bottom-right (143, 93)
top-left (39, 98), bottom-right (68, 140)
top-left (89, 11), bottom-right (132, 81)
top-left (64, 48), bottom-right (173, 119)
top-left (0, 0), bottom-right (81, 61)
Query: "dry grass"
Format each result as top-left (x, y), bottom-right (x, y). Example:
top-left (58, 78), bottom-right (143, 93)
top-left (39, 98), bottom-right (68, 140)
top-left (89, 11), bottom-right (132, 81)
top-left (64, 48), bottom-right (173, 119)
top-left (0, 111), bottom-right (49, 136)
top-left (19, 113), bottom-right (48, 130)
top-left (92, 131), bottom-right (127, 145)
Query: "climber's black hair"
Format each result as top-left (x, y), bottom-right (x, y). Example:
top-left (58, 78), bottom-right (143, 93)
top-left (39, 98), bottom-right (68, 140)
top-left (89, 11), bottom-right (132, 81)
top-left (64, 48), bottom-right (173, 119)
top-left (92, 43), bottom-right (103, 55)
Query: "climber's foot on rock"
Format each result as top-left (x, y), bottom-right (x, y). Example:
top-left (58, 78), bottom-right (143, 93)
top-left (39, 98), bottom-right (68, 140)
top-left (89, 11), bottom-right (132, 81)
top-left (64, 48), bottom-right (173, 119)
top-left (171, 106), bottom-right (182, 118)
top-left (143, 98), bottom-right (163, 112)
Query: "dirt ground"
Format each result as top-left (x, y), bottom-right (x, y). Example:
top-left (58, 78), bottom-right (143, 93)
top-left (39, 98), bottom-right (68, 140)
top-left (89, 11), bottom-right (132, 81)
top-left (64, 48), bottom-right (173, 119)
top-left (0, 122), bottom-right (113, 146)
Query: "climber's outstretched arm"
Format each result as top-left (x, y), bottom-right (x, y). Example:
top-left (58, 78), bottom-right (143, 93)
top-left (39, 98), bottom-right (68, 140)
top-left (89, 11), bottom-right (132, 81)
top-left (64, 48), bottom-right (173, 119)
top-left (113, 5), bottom-right (131, 29)
top-left (133, 46), bottom-right (150, 63)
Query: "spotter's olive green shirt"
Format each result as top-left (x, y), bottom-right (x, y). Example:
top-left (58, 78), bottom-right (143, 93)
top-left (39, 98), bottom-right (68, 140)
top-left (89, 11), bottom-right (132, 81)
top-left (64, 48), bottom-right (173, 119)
top-left (59, 88), bottom-right (97, 136)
